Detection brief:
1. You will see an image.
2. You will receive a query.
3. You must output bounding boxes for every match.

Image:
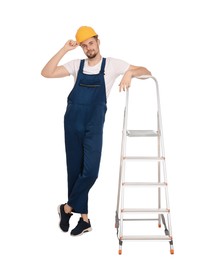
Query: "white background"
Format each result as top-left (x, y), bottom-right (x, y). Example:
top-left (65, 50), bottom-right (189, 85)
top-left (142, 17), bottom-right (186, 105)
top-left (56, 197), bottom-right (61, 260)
top-left (1, 0), bottom-right (203, 259)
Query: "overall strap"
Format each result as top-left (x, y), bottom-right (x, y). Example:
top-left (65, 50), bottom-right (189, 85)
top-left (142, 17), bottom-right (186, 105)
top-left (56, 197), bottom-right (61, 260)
top-left (100, 58), bottom-right (106, 75)
top-left (78, 59), bottom-right (85, 73)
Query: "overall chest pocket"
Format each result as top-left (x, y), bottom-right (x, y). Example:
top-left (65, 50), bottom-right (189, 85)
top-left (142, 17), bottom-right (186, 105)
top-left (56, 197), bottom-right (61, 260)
top-left (79, 76), bottom-right (101, 88)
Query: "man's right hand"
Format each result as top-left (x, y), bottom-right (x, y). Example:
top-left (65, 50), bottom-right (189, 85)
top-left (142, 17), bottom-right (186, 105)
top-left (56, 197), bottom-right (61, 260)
top-left (63, 40), bottom-right (79, 52)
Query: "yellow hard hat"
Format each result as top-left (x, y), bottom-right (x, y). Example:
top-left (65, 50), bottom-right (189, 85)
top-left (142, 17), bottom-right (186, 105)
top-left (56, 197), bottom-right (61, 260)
top-left (75, 26), bottom-right (97, 43)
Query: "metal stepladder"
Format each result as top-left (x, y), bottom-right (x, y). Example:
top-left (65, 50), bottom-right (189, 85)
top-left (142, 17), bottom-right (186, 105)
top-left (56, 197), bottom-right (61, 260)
top-left (115, 75), bottom-right (174, 255)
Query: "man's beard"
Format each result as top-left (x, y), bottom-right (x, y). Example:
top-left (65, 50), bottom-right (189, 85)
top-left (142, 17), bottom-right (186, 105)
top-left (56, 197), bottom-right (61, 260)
top-left (86, 50), bottom-right (97, 59)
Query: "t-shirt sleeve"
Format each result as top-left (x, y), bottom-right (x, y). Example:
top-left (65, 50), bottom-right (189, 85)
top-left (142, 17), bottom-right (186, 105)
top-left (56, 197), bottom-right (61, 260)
top-left (62, 59), bottom-right (80, 79)
top-left (109, 57), bottom-right (130, 77)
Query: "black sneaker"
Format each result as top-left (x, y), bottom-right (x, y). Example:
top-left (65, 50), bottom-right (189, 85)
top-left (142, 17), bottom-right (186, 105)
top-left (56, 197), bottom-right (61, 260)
top-left (57, 204), bottom-right (73, 232)
top-left (70, 217), bottom-right (92, 236)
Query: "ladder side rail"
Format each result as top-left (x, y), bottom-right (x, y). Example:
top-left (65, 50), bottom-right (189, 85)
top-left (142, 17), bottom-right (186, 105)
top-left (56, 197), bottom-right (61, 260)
top-left (116, 91), bottom-right (129, 211)
top-left (153, 76), bottom-right (166, 158)
top-left (163, 170), bottom-right (173, 237)
top-left (153, 77), bottom-right (170, 198)
top-left (116, 108), bottom-right (126, 214)
top-left (116, 90), bottom-right (129, 234)
top-left (118, 90), bottom-right (130, 238)
top-left (152, 76), bottom-right (173, 237)
top-left (119, 90), bottom-right (130, 237)
top-left (157, 111), bottom-right (162, 226)
top-left (136, 76), bottom-right (173, 237)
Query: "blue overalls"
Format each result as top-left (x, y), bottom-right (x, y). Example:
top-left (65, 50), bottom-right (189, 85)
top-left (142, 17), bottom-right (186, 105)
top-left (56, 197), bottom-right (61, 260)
top-left (64, 58), bottom-right (107, 214)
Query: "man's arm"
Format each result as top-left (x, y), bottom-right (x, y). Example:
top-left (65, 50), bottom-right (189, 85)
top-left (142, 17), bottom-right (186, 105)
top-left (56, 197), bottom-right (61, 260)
top-left (119, 65), bottom-right (152, 92)
top-left (41, 40), bottom-right (79, 78)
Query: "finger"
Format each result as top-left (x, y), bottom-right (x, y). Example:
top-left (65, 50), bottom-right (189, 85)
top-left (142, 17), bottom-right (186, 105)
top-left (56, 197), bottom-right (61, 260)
top-left (119, 84), bottom-right (125, 92)
top-left (69, 40), bottom-right (78, 47)
top-left (119, 84), bottom-right (122, 92)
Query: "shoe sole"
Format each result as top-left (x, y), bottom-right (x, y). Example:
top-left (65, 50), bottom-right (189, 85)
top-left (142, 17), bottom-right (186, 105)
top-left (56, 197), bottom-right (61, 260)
top-left (70, 227), bottom-right (92, 236)
top-left (57, 205), bottom-right (61, 216)
top-left (57, 205), bottom-right (62, 220)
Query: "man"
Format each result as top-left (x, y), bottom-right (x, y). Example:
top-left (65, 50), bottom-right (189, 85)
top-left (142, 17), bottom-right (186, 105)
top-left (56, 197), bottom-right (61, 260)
top-left (41, 26), bottom-right (151, 236)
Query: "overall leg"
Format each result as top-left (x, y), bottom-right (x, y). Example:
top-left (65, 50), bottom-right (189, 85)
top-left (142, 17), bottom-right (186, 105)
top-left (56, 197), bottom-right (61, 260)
top-left (64, 105), bottom-right (84, 208)
top-left (67, 131), bottom-right (103, 214)
top-left (58, 106), bottom-right (84, 232)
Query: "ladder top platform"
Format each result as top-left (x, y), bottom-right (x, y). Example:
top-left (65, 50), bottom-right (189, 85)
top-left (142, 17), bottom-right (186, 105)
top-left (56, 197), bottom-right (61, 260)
top-left (127, 130), bottom-right (159, 137)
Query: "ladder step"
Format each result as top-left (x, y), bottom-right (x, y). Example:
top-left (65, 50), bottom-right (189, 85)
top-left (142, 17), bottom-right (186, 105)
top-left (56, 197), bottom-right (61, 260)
top-left (123, 182), bottom-right (167, 187)
top-left (122, 208), bottom-right (169, 213)
top-left (124, 156), bottom-right (165, 161)
top-left (121, 235), bottom-right (171, 241)
top-left (127, 130), bottom-right (159, 137)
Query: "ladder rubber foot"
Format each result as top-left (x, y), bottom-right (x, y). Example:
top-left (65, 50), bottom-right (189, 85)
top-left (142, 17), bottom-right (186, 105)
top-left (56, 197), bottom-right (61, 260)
top-left (158, 223), bottom-right (161, 228)
top-left (118, 250), bottom-right (122, 255)
top-left (170, 249), bottom-right (174, 254)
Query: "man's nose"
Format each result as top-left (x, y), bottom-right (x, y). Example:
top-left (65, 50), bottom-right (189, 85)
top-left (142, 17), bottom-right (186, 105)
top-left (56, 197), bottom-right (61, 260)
top-left (86, 45), bottom-right (91, 51)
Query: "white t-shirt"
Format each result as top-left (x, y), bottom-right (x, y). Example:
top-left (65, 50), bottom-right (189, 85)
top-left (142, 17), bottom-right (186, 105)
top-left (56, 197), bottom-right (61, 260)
top-left (63, 57), bottom-right (130, 97)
